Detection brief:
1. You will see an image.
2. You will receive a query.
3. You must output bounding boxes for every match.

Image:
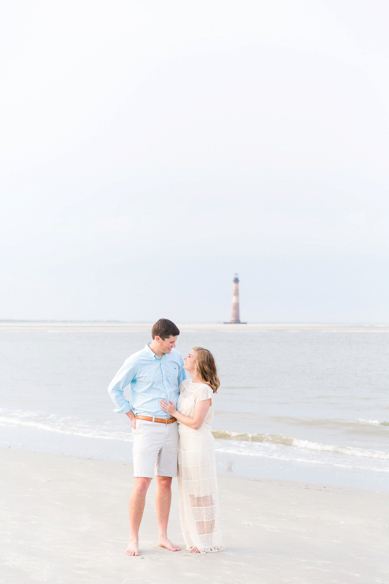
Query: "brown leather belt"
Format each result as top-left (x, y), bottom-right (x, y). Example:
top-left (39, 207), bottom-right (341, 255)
top-left (135, 414), bottom-right (176, 424)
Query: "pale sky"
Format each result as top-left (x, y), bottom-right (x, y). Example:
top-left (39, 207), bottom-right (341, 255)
top-left (1, 0), bottom-right (389, 323)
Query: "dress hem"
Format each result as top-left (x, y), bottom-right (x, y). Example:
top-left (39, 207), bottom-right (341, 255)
top-left (186, 545), bottom-right (225, 554)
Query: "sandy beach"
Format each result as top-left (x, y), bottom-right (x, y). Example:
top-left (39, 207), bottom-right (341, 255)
top-left (1, 448), bottom-right (387, 584)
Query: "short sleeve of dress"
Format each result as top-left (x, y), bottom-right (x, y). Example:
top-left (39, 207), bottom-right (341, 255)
top-left (196, 384), bottom-right (213, 401)
top-left (179, 380), bottom-right (187, 394)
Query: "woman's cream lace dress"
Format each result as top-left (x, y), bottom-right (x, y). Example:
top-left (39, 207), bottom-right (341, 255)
top-left (177, 380), bottom-right (223, 553)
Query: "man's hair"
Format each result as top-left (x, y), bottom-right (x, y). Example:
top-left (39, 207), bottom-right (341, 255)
top-left (151, 318), bottom-right (180, 340)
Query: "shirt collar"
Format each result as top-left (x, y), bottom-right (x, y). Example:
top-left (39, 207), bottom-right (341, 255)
top-left (145, 342), bottom-right (161, 360)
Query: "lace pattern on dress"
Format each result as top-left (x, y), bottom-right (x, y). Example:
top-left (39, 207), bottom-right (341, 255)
top-left (177, 381), bottom-right (224, 554)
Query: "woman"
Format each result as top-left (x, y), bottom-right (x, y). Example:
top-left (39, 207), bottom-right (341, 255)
top-left (160, 347), bottom-right (223, 554)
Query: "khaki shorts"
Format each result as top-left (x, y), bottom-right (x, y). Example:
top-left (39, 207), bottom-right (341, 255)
top-left (132, 419), bottom-right (178, 478)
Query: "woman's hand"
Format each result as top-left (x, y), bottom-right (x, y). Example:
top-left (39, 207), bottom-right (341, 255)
top-left (159, 399), bottom-right (177, 416)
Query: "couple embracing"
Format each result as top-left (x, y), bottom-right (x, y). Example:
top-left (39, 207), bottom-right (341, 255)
top-left (107, 318), bottom-right (223, 555)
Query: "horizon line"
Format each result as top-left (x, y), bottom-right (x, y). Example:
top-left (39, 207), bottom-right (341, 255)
top-left (1, 319), bottom-right (389, 326)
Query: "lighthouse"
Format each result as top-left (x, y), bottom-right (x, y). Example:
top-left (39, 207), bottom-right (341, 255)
top-left (230, 274), bottom-right (242, 324)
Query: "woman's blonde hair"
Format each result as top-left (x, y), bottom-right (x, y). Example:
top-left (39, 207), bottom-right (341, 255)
top-left (193, 347), bottom-right (220, 393)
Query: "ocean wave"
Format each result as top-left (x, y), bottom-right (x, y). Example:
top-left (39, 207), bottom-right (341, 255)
top-left (212, 429), bottom-right (294, 445)
top-left (357, 419), bottom-right (389, 427)
top-left (290, 439), bottom-right (389, 460)
top-left (214, 442), bottom-right (389, 472)
top-left (0, 412), bottom-right (132, 442)
top-left (271, 415), bottom-right (389, 431)
top-left (211, 429), bottom-right (389, 460)
top-left (1, 409), bottom-right (388, 462)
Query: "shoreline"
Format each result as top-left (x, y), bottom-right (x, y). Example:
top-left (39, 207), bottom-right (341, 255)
top-left (2, 424), bottom-right (387, 492)
top-left (2, 321), bottom-right (389, 331)
top-left (1, 448), bottom-right (388, 584)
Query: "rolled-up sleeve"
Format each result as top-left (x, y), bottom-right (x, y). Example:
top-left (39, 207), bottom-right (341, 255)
top-left (107, 357), bottom-right (136, 414)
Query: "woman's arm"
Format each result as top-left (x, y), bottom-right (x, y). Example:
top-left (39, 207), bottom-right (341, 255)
top-left (160, 398), bottom-right (211, 430)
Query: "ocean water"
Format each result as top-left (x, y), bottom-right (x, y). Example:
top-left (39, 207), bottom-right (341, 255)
top-left (0, 323), bottom-right (388, 490)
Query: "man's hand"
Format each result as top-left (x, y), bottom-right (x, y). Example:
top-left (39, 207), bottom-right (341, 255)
top-left (125, 411), bottom-right (137, 430)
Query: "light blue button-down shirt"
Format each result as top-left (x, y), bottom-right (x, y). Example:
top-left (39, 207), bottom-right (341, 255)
top-left (107, 343), bottom-right (186, 418)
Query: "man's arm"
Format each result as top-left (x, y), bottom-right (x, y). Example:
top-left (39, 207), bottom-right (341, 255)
top-left (107, 357), bottom-right (137, 422)
top-left (125, 409), bottom-right (136, 430)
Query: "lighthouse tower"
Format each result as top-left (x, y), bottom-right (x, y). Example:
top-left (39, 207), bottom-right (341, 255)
top-left (230, 274), bottom-right (241, 324)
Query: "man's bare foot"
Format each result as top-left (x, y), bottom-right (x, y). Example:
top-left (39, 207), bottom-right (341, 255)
top-left (157, 536), bottom-right (181, 552)
top-left (190, 547), bottom-right (200, 554)
top-left (125, 539), bottom-right (140, 556)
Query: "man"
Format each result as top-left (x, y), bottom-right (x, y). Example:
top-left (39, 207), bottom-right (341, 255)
top-left (107, 318), bottom-right (186, 556)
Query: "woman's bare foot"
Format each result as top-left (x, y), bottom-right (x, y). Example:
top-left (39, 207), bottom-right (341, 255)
top-left (126, 539), bottom-right (140, 556)
top-left (190, 547), bottom-right (200, 554)
top-left (157, 536), bottom-right (181, 552)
